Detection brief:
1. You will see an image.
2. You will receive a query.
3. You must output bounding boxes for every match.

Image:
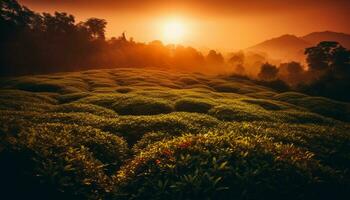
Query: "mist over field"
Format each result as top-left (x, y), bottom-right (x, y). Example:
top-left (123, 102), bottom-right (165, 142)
top-left (1, 0), bottom-right (350, 200)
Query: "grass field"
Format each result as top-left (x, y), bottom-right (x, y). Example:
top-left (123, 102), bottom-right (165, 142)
top-left (0, 68), bottom-right (349, 200)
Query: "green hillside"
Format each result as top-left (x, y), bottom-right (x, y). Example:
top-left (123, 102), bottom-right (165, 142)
top-left (0, 68), bottom-right (349, 200)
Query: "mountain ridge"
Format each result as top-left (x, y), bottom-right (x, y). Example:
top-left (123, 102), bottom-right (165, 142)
top-left (247, 31), bottom-right (350, 63)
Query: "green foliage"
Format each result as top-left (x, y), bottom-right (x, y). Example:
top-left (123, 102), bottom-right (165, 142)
top-left (57, 92), bottom-right (90, 104)
top-left (112, 95), bottom-right (174, 115)
top-left (276, 95), bottom-right (350, 121)
top-left (12, 78), bottom-right (87, 94)
top-left (242, 99), bottom-right (288, 110)
top-left (273, 92), bottom-right (309, 102)
top-left (174, 98), bottom-right (215, 113)
top-left (115, 87), bottom-right (133, 94)
top-left (0, 122), bottom-right (129, 199)
top-left (132, 132), bottom-right (172, 154)
top-left (211, 83), bottom-right (240, 93)
top-left (209, 105), bottom-right (266, 122)
top-left (0, 68), bottom-right (349, 199)
top-left (52, 103), bottom-right (118, 118)
top-left (115, 133), bottom-right (343, 200)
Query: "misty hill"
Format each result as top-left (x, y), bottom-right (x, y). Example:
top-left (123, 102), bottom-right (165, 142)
top-left (302, 31), bottom-right (350, 49)
top-left (247, 34), bottom-right (311, 63)
top-left (248, 31), bottom-right (350, 63)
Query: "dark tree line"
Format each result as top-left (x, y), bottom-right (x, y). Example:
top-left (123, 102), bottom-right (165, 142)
top-left (255, 41), bottom-right (350, 101)
top-left (0, 0), bottom-right (226, 76)
top-left (301, 41), bottom-right (350, 101)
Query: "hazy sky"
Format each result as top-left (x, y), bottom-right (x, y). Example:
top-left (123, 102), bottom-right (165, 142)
top-left (19, 0), bottom-right (350, 51)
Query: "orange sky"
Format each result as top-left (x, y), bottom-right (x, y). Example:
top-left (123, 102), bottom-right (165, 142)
top-left (18, 0), bottom-right (350, 51)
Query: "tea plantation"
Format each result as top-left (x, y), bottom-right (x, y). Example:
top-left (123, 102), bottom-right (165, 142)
top-left (0, 68), bottom-right (349, 200)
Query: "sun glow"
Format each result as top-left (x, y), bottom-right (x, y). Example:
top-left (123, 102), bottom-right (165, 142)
top-left (162, 19), bottom-right (186, 44)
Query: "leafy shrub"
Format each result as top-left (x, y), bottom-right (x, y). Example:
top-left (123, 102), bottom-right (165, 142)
top-left (14, 80), bottom-right (85, 94)
top-left (282, 110), bottom-right (334, 124)
top-left (273, 92), bottom-right (309, 103)
top-left (212, 83), bottom-right (240, 93)
top-left (242, 99), bottom-right (287, 110)
top-left (245, 91), bottom-right (277, 99)
top-left (178, 77), bottom-right (200, 85)
top-left (223, 122), bottom-right (350, 171)
top-left (51, 103), bottom-right (118, 118)
top-left (255, 79), bottom-right (290, 92)
top-left (274, 95), bottom-right (350, 122)
top-left (16, 82), bottom-right (64, 93)
top-left (237, 86), bottom-right (263, 94)
top-left (112, 95), bottom-right (173, 115)
top-left (0, 123), bottom-right (129, 199)
top-left (292, 97), bottom-right (350, 122)
top-left (115, 133), bottom-right (341, 200)
top-left (209, 105), bottom-right (265, 121)
top-left (1, 68), bottom-right (349, 200)
top-left (0, 110), bottom-right (219, 144)
top-left (57, 92), bottom-right (90, 103)
top-left (115, 87), bottom-right (133, 94)
top-left (132, 132), bottom-right (172, 154)
top-left (78, 94), bottom-right (123, 108)
top-left (183, 84), bottom-right (214, 91)
top-left (174, 98), bottom-right (215, 113)
top-left (0, 99), bottom-right (55, 112)
top-left (0, 89), bottom-right (57, 104)
top-left (109, 112), bottom-right (220, 144)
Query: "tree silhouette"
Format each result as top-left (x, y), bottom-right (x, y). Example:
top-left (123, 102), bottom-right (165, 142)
top-left (83, 18), bottom-right (107, 40)
top-left (305, 41), bottom-right (350, 75)
top-left (301, 41), bottom-right (350, 101)
top-left (206, 50), bottom-right (224, 67)
top-left (1, 0), bottom-right (229, 76)
top-left (278, 61), bottom-right (305, 85)
top-left (228, 51), bottom-right (245, 74)
top-left (258, 63), bottom-right (278, 80)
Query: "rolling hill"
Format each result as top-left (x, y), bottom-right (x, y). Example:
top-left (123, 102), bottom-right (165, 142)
top-left (0, 68), bottom-right (349, 199)
top-left (248, 31), bottom-right (350, 63)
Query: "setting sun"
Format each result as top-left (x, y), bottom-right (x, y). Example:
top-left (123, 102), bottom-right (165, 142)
top-left (162, 19), bottom-right (186, 44)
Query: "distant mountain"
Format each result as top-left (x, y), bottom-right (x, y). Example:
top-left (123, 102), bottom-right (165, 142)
top-left (302, 31), bottom-right (350, 49)
top-left (247, 31), bottom-right (350, 63)
top-left (247, 34), bottom-right (311, 62)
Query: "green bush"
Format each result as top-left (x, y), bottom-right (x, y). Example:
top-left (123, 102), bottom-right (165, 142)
top-left (115, 133), bottom-right (341, 200)
top-left (174, 98), bottom-right (215, 113)
top-left (245, 91), bottom-right (277, 99)
top-left (132, 132), bottom-right (172, 154)
top-left (273, 92), bottom-right (309, 103)
top-left (115, 87), bottom-right (133, 94)
top-left (108, 112), bottom-right (220, 144)
top-left (211, 83), bottom-right (240, 93)
top-left (209, 105), bottom-right (266, 122)
top-left (78, 93), bottom-right (123, 108)
top-left (0, 123), bottom-right (129, 199)
top-left (1, 68), bottom-right (349, 200)
top-left (220, 122), bottom-right (350, 171)
top-left (178, 77), bottom-right (200, 85)
top-left (293, 97), bottom-right (350, 122)
top-left (57, 92), bottom-right (90, 103)
top-left (51, 103), bottom-right (118, 118)
top-left (242, 99), bottom-right (287, 110)
top-left (0, 89), bottom-right (57, 104)
top-left (112, 95), bottom-right (173, 115)
top-left (13, 80), bottom-right (86, 94)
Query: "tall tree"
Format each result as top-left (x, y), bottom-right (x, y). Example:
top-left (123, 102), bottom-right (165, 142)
top-left (258, 63), bottom-right (278, 80)
top-left (305, 41), bottom-right (350, 74)
top-left (83, 18), bottom-right (107, 40)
